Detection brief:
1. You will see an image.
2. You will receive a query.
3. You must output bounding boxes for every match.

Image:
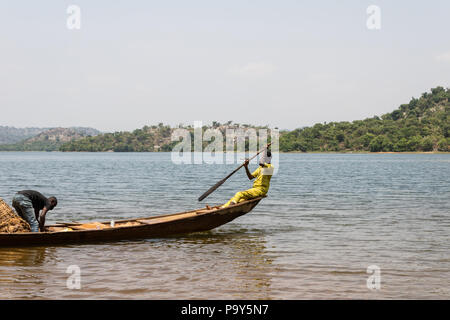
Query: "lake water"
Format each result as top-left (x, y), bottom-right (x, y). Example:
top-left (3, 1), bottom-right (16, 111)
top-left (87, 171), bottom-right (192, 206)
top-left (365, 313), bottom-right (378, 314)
top-left (0, 152), bottom-right (449, 299)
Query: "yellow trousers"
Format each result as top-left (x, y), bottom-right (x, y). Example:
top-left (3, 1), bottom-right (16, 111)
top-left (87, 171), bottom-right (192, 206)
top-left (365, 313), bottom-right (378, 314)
top-left (222, 188), bottom-right (266, 208)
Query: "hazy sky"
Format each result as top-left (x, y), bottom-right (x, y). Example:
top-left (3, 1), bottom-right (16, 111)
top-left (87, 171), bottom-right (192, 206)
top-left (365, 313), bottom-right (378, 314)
top-left (1, 0), bottom-right (449, 132)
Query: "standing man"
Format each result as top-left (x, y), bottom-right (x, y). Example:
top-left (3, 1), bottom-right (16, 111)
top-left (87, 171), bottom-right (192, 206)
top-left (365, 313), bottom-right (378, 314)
top-left (222, 151), bottom-right (274, 208)
top-left (12, 190), bottom-right (57, 232)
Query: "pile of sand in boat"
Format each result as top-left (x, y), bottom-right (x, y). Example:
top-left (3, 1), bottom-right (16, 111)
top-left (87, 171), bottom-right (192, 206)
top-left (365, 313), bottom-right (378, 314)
top-left (0, 198), bottom-right (30, 233)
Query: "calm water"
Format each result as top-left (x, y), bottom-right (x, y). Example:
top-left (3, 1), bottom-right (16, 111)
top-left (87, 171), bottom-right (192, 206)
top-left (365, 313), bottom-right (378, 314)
top-left (0, 152), bottom-right (449, 299)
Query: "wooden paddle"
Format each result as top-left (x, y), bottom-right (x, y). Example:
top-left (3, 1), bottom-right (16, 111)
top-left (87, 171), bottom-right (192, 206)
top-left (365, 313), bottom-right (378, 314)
top-left (198, 142), bottom-right (272, 201)
top-left (55, 221), bottom-right (81, 226)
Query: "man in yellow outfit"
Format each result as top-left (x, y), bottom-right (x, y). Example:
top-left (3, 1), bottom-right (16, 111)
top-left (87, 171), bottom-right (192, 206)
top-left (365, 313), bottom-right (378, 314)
top-left (222, 151), bottom-right (274, 208)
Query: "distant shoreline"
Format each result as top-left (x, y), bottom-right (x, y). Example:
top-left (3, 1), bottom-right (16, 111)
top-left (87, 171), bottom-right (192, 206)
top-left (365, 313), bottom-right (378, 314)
top-left (0, 151), bottom-right (449, 154)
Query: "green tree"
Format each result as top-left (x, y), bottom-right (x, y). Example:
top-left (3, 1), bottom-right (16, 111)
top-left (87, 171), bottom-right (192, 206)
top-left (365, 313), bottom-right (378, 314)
top-left (437, 138), bottom-right (449, 152)
top-left (420, 137), bottom-right (434, 151)
top-left (405, 136), bottom-right (420, 151)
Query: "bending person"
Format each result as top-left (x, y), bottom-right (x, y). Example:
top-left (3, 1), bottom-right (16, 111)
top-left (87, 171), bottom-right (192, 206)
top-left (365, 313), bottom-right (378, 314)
top-left (222, 151), bottom-right (274, 208)
top-left (12, 190), bottom-right (57, 232)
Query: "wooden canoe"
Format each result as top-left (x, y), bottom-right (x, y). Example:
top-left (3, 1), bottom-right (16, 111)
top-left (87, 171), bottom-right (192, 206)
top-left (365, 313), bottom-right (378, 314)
top-left (0, 197), bottom-right (264, 246)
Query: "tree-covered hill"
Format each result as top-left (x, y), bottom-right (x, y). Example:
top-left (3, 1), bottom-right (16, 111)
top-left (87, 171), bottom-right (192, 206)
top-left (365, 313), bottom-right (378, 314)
top-left (60, 124), bottom-right (174, 152)
top-left (0, 127), bottom-right (101, 151)
top-left (0, 126), bottom-right (50, 144)
top-left (59, 87), bottom-right (449, 153)
top-left (280, 87), bottom-right (449, 152)
top-left (59, 123), bottom-right (270, 152)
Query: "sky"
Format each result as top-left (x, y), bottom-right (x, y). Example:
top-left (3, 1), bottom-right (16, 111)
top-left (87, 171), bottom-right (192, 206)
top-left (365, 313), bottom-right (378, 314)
top-left (0, 0), bottom-right (449, 132)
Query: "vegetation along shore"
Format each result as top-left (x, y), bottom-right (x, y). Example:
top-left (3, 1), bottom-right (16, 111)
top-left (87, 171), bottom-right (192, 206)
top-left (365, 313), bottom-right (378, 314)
top-left (0, 87), bottom-right (448, 153)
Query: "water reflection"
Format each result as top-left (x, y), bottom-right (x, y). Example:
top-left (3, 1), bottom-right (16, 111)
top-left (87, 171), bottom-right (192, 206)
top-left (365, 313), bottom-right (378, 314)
top-left (0, 247), bottom-right (48, 267)
top-left (0, 247), bottom-right (53, 299)
top-left (174, 231), bottom-right (273, 299)
top-left (0, 231), bottom-right (275, 299)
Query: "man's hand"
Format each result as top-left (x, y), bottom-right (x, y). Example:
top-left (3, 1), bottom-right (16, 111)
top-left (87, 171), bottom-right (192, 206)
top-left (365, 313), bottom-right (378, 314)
top-left (243, 159), bottom-right (254, 180)
top-left (39, 208), bottom-right (48, 232)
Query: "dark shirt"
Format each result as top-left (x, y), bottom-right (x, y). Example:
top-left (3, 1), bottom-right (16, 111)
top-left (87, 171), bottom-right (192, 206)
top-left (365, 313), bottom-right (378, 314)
top-left (18, 190), bottom-right (53, 211)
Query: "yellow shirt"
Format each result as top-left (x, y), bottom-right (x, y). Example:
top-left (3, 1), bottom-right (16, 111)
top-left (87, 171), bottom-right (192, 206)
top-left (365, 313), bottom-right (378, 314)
top-left (251, 164), bottom-right (274, 193)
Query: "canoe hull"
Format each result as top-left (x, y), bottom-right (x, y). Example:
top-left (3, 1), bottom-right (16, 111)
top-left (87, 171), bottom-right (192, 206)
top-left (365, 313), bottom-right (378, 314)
top-left (0, 197), bottom-right (263, 247)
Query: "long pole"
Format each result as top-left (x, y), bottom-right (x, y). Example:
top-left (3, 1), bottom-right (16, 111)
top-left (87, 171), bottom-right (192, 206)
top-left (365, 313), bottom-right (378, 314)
top-left (198, 142), bottom-right (272, 201)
